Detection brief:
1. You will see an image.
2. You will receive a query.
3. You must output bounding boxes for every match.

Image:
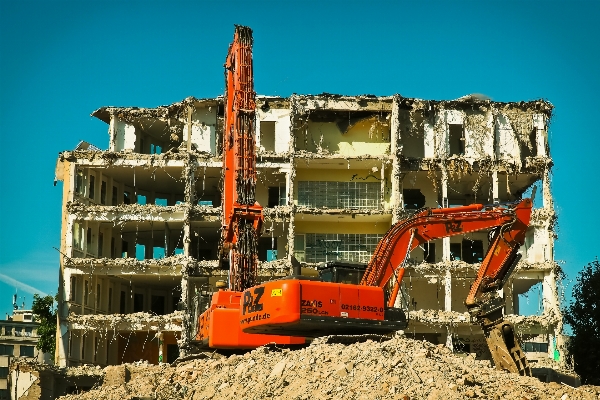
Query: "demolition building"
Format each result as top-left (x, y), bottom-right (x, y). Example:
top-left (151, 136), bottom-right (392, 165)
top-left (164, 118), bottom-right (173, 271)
top-left (54, 94), bottom-right (561, 368)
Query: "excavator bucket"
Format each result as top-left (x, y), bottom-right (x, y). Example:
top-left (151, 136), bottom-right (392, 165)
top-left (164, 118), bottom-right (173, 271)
top-left (484, 321), bottom-right (531, 376)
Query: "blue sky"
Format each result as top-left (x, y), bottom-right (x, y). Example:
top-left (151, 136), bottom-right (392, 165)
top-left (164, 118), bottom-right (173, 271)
top-left (0, 0), bottom-right (598, 318)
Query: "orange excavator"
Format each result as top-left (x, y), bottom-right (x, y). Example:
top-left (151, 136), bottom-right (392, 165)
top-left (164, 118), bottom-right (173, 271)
top-left (194, 25), bottom-right (532, 376)
top-left (241, 199), bottom-right (533, 375)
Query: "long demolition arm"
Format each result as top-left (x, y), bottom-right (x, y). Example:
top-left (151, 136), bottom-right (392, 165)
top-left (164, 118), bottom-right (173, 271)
top-left (221, 25), bottom-right (263, 292)
top-left (360, 198), bottom-right (533, 375)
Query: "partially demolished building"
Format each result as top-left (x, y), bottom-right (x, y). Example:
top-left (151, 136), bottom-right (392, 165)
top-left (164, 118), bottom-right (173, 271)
top-left (54, 94), bottom-right (561, 368)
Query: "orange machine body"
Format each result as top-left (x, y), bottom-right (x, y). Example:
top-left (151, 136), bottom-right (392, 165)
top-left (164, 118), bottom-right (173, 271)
top-left (240, 279), bottom-right (406, 336)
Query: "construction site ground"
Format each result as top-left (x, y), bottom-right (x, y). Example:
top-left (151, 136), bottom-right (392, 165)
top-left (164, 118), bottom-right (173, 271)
top-left (56, 334), bottom-right (600, 400)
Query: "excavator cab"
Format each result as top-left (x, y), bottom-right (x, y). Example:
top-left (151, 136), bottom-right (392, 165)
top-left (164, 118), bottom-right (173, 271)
top-left (318, 261), bottom-right (367, 285)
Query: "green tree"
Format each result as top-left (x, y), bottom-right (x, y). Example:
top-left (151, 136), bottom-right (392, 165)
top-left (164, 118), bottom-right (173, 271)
top-left (564, 260), bottom-right (600, 385)
top-left (31, 293), bottom-right (56, 360)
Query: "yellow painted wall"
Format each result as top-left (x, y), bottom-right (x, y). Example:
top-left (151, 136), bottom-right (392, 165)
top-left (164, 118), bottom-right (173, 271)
top-left (297, 120), bottom-right (390, 156)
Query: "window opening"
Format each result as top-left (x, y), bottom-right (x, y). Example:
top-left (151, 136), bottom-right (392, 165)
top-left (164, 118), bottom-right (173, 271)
top-left (84, 280), bottom-right (89, 306)
top-left (86, 228), bottom-right (92, 251)
top-left (100, 181), bottom-right (107, 204)
top-left (450, 243), bottom-right (462, 261)
top-left (151, 295), bottom-right (165, 315)
top-left (108, 287), bottom-right (113, 313)
top-left (462, 239), bottom-right (484, 263)
top-left (155, 197), bottom-right (168, 206)
top-left (424, 242), bottom-right (436, 263)
top-left (260, 121), bottom-right (276, 152)
top-left (403, 189), bottom-right (426, 209)
top-left (112, 186), bottom-right (118, 205)
top-left (151, 144), bottom-right (162, 154)
top-left (135, 244), bottom-right (146, 260)
top-left (298, 181), bottom-right (381, 210)
top-left (137, 194), bottom-right (146, 205)
top-left (449, 124), bottom-right (465, 156)
top-left (304, 233), bottom-right (383, 263)
top-left (133, 293), bottom-right (144, 312)
top-left (96, 283), bottom-right (101, 308)
top-left (89, 174), bottom-right (95, 199)
top-left (20, 345), bottom-right (34, 357)
top-left (120, 291), bottom-right (126, 314)
top-left (98, 232), bottom-right (103, 258)
top-left (123, 191), bottom-right (131, 205)
top-left (122, 240), bottom-right (129, 258)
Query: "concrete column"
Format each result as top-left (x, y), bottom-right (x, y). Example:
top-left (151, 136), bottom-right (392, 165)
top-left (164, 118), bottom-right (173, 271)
top-left (158, 331), bottom-right (164, 364)
top-left (542, 167), bottom-right (553, 209)
top-left (444, 268), bottom-right (452, 312)
top-left (390, 96), bottom-right (402, 223)
top-left (492, 170), bottom-right (499, 203)
top-left (504, 281), bottom-right (515, 314)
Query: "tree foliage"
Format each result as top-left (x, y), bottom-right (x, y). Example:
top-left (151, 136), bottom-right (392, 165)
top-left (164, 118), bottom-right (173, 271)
top-left (31, 293), bottom-right (56, 360)
top-left (564, 260), bottom-right (600, 385)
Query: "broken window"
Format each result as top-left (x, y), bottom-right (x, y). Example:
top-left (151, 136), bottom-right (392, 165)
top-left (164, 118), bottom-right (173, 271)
top-left (151, 295), bottom-right (165, 315)
top-left (403, 189), bottom-right (426, 210)
top-left (423, 242), bottom-right (436, 263)
top-left (133, 293), bottom-right (144, 312)
top-left (89, 174), bottom-right (95, 200)
top-left (450, 243), bottom-right (462, 261)
top-left (449, 124), bottom-right (465, 156)
top-left (260, 121), bottom-right (276, 152)
top-left (100, 180), bottom-right (107, 204)
top-left (268, 185), bottom-right (286, 207)
top-left (123, 191), bottom-right (131, 204)
top-left (462, 239), bottom-right (484, 263)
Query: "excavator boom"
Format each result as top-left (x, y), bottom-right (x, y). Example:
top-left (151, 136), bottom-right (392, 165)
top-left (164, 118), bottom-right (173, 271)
top-left (193, 26), bottom-right (303, 349)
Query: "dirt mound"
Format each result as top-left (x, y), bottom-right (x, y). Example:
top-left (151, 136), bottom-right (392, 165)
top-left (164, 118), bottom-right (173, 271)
top-left (59, 335), bottom-right (599, 400)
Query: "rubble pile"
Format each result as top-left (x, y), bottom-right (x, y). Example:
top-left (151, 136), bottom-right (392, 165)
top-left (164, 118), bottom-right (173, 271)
top-left (59, 335), bottom-right (600, 400)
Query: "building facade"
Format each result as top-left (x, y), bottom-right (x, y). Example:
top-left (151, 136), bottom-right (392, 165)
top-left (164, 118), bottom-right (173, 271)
top-left (1, 309), bottom-right (50, 400)
top-left (54, 94), bottom-right (561, 368)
